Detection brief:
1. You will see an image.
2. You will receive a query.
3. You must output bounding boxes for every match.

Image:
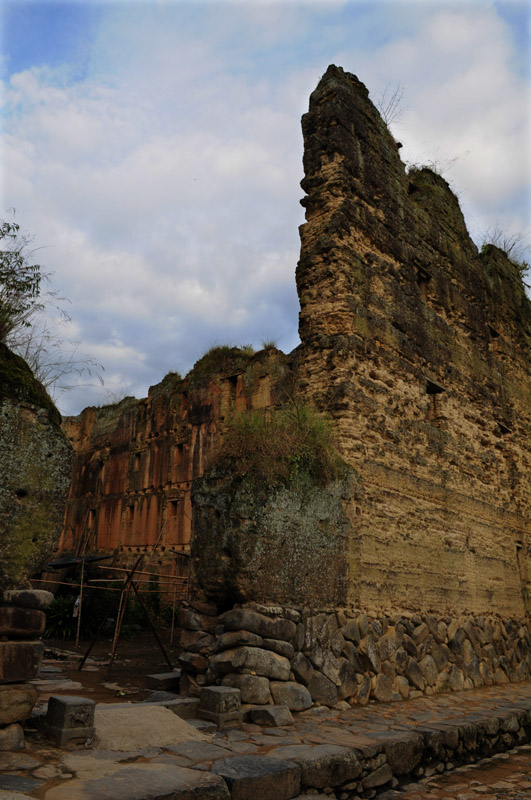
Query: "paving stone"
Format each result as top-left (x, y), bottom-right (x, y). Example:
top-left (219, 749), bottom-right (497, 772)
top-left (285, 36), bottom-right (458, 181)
top-left (43, 763), bottom-right (230, 799)
top-left (165, 741), bottom-right (233, 762)
top-left (267, 743), bottom-right (362, 788)
top-left (249, 705), bottom-right (294, 727)
top-left (146, 671), bottom-right (181, 691)
top-left (0, 751), bottom-right (40, 771)
top-left (188, 718), bottom-right (218, 733)
top-left (212, 754), bottom-right (300, 800)
top-left (0, 774), bottom-right (43, 793)
top-left (0, 606), bottom-right (46, 637)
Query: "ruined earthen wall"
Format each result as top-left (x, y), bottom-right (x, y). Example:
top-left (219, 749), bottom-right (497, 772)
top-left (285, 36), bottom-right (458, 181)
top-left (60, 350), bottom-right (291, 576)
top-left (295, 66), bottom-right (531, 617)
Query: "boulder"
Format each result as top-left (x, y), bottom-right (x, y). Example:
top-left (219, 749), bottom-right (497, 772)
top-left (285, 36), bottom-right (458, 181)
top-left (270, 682), bottom-right (312, 711)
top-left (210, 647), bottom-right (291, 681)
top-left (219, 609), bottom-right (296, 642)
top-left (221, 674), bottom-right (272, 705)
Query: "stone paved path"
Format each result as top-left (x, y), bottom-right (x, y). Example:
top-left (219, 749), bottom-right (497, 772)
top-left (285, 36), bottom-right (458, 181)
top-left (397, 746), bottom-right (531, 799)
top-left (1, 682), bottom-right (530, 799)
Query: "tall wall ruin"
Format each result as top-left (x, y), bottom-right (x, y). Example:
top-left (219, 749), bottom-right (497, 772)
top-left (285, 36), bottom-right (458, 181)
top-left (58, 66), bottom-right (531, 706)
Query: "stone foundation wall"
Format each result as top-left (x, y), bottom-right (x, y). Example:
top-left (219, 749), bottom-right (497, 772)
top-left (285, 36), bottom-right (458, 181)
top-left (178, 602), bottom-right (531, 709)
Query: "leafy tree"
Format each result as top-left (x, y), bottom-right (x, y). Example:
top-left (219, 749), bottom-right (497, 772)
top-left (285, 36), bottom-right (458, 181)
top-left (0, 219), bottom-right (41, 343)
top-left (0, 216), bottom-right (103, 404)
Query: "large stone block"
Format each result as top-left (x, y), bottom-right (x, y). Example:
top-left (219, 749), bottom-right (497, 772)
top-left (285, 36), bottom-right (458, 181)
top-left (248, 705), bottom-right (294, 727)
top-left (146, 671), bottom-right (181, 691)
top-left (46, 695), bottom-right (95, 729)
top-left (0, 606), bottom-right (46, 638)
top-left (267, 744), bottom-right (362, 788)
top-left (42, 763), bottom-right (230, 800)
top-left (0, 723), bottom-right (25, 751)
top-left (212, 755), bottom-right (300, 800)
top-left (210, 646), bottom-right (291, 681)
top-left (220, 609), bottom-right (296, 643)
top-left (198, 686), bottom-right (242, 727)
top-left (221, 674), bottom-right (272, 705)
top-left (0, 683), bottom-right (38, 725)
top-left (0, 641), bottom-right (44, 683)
top-left (2, 589), bottom-right (54, 611)
top-left (270, 681), bottom-right (312, 711)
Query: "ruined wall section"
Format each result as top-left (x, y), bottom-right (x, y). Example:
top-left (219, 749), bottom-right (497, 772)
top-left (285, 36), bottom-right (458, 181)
top-left (60, 349), bottom-right (291, 570)
top-left (296, 65), bottom-right (531, 618)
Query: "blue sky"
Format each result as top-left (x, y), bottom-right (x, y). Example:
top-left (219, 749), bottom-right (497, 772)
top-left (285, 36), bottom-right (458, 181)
top-left (1, 0), bottom-right (530, 414)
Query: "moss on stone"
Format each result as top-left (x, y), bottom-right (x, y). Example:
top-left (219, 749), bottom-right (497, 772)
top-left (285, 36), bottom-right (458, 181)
top-left (0, 342), bottom-right (61, 426)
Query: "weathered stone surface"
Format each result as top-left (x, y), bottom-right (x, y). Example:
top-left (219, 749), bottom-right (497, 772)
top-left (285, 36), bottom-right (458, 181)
top-left (268, 744), bottom-right (361, 788)
top-left (262, 639), bottom-right (295, 659)
top-left (215, 630), bottom-right (263, 652)
top-left (0, 641), bottom-right (44, 683)
top-left (307, 672), bottom-right (338, 706)
top-left (420, 655), bottom-right (438, 687)
top-left (43, 763), bottom-right (230, 800)
top-left (46, 695), bottom-right (95, 728)
top-left (357, 674), bottom-right (370, 705)
top-left (198, 686), bottom-right (241, 720)
top-left (221, 674), bottom-right (272, 705)
top-left (406, 659), bottom-right (425, 691)
top-left (270, 682), bottom-right (312, 711)
top-left (372, 673), bottom-right (392, 702)
top-left (337, 659), bottom-right (358, 700)
top-left (147, 672), bottom-right (181, 691)
top-left (2, 589), bottom-right (53, 611)
top-left (0, 683), bottom-right (38, 725)
top-left (362, 763), bottom-right (393, 789)
top-left (248, 705), bottom-right (294, 727)
top-left (212, 755), bottom-right (300, 800)
top-left (0, 723), bottom-right (24, 751)
top-left (165, 741), bottom-right (232, 762)
top-left (220, 609), bottom-right (296, 642)
top-left (0, 345), bottom-right (72, 590)
top-left (308, 646), bottom-right (341, 685)
top-left (291, 652), bottom-right (314, 685)
top-left (0, 606), bottom-right (45, 638)
top-left (382, 732), bottom-right (423, 775)
top-left (210, 647), bottom-right (291, 681)
top-left (341, 620), bottom-right (360, 644)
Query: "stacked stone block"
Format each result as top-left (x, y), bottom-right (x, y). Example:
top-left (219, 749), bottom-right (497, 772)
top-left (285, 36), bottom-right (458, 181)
top-left (0, 589), bottom-right (52, 749)
top-left (179, 602), bottom-right (531, 711)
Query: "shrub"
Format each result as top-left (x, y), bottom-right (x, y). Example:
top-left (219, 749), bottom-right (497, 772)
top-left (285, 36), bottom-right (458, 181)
top-left (213, 401), bottom-right (346, 491)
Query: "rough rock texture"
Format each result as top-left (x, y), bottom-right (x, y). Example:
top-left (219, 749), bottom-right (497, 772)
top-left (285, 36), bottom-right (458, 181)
top-left (295, 65), bottom-right (531, 616)
top-left (0, 344), bottom-right (72, 590)
top-left (191, 471), bottom-right (356, 607)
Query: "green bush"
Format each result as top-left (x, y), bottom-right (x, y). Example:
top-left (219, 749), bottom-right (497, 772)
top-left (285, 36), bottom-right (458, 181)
top-left (213, 401), bottom-right (346, 491)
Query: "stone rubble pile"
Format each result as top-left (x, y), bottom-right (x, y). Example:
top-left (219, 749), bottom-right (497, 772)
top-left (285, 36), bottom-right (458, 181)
top-left (178, 601), bottom-right (531, 710)
top-left (0, 588), bottom-right (52, 750)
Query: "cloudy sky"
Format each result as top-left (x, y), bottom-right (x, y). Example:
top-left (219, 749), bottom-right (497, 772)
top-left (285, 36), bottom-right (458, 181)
top-left (1, 0), bottom-right (530, 415)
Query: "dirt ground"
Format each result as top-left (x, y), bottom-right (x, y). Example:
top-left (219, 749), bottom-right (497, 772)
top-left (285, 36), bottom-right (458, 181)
top-left (41, 628), bottom-right (183, 704)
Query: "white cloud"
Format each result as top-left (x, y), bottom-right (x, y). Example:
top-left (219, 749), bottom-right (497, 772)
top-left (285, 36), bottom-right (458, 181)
top-left (2, 1), bottom-right (529, 414)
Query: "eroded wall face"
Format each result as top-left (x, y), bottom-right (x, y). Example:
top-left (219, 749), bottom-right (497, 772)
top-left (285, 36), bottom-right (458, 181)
top-left (296, 66), bottom-right (531, 617)
top-left (61, 352), bottom-right (289, 569)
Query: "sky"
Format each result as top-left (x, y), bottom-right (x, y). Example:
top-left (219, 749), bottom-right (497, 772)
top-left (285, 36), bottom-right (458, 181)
top-left (1, 0), bottom-right (530, 415)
